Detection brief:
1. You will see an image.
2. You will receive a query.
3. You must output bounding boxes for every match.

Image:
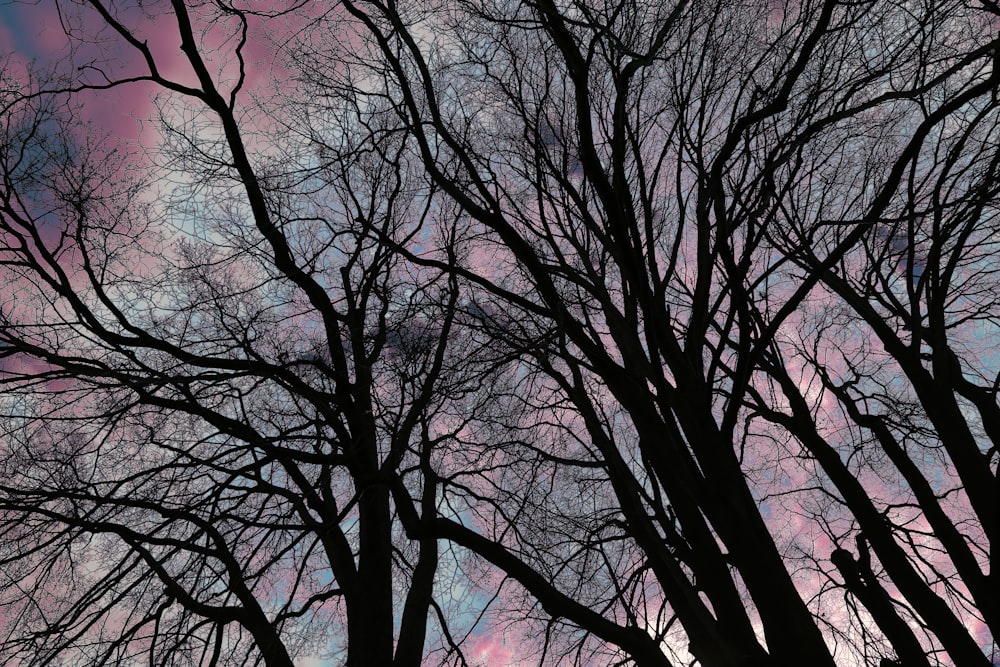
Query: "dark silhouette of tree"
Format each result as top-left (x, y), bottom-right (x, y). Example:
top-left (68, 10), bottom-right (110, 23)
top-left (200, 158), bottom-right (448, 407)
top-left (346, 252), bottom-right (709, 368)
top-left (322, 0), bottom-right (999, 665)
top-left (0, 4), bottom-right (489, 665)
top-left (0, 0), bottom-right (998, 666)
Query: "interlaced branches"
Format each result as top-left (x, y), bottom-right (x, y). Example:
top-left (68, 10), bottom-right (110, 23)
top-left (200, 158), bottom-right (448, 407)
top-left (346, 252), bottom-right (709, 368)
top-left (0, 1), bottom-right (998, 665)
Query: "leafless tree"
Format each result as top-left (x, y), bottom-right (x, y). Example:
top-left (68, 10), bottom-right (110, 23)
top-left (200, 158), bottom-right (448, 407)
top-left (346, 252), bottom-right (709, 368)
top-left (2, 0), bottom-right (999, 666)
top-left (316, 0), bottom-right (1000, 665)
top-left (0, 3), bottom-right (493, 665)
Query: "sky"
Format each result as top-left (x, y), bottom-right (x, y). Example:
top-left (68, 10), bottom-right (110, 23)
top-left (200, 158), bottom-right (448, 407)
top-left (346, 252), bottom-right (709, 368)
top-left (1, 3), bottom-right (996, 666)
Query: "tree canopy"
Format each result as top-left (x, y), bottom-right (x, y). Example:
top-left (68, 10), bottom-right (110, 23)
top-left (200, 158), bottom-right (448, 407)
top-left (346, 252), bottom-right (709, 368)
top-left (0, 1), bottom-right (997, 665)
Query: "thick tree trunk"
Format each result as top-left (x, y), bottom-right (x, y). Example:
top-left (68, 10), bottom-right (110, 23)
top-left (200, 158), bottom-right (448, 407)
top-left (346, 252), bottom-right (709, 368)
top-left (346, 482), bottom-right (395, 667)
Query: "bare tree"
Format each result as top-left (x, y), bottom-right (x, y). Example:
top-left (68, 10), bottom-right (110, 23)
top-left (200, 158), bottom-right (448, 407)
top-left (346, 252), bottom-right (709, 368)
top-left (2, 0), bottom-right (999, 666)
top-left (319, 0), bottom-right (1000, 664)
top-left (0, 3), bottom-right (489, 665)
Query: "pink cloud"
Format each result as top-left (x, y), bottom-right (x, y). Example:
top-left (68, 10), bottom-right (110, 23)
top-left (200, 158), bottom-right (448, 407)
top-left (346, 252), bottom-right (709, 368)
top-left (467, 631), bottom-right (517, 667)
